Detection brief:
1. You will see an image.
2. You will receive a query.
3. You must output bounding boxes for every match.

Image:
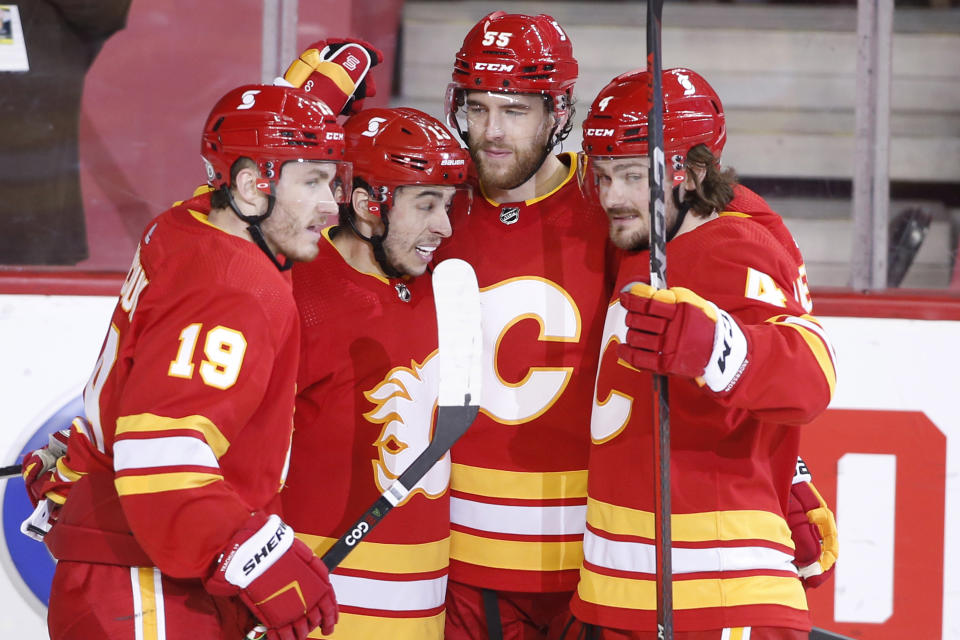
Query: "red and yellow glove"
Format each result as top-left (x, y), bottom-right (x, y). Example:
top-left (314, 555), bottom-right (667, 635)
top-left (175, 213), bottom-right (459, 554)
top-left (21, 427), bottom-right (71, 507)
top-left (618, 282), bottom-right (749, 393)
top-left (787, 456), bottom-right (839, 588)
top-left (206, 513), bottom-right (338, 640)
top-left (277, 38), bottom-right (383, 116)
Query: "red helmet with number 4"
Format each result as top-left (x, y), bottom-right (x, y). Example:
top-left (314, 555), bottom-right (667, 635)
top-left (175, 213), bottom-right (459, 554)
top-left (581, 67), bottom-right (725, 184)
top-left (344, 107), bottom-right (472, 215)
top-left (201, 84), bottom-right (350, 198)
top-left (446, 11), bottom-right (578, 146)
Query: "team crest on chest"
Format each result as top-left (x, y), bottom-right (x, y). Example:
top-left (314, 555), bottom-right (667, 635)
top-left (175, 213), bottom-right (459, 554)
top-left (364, 354), bottom-right (448, 503)
top-left (499, 206), bottom-right (520, 225)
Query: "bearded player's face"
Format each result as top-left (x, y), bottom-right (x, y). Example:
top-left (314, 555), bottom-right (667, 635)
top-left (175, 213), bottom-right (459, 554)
top-left (590, 156), bottom-right (681, 252)
top-left (464, 91), bottom-right (553, 191)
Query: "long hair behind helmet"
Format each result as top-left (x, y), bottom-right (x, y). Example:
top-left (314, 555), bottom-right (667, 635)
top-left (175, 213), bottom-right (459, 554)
top-left (581, 68), bottom-right (726, 183)
top-left (446, 11), bottom-right (579, 147)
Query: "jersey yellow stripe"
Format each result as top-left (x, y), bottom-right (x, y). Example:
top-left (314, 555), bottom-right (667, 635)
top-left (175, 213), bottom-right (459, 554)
top-left (116, 413), bottom-right (230, 458)
top-left (307, 609), bottom-right (445, 639)
top-left (115, 471), bottom-right (222, 496)
top-left (588, 497), bottom-right (793, 546)
top-left (578, 565), bottom-right (808, 611)
top-left (450, 529), bottom-right (582, 571)
top-left (297, 534), bottom-right (449, 574)
top-left (134, 567), bottom-right (160, 640)
top-left (451, 463), bottom-right (587, 500)
top-left (55, 456), bottom-right (86, 482)
top-left (767, 320), bottom-right (837, 397)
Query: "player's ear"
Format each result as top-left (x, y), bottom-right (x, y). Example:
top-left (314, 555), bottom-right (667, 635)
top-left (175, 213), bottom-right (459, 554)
top-left (351, 187), bottom-right (385, 235)
top-left (233, 165), bottom-right (264, 208)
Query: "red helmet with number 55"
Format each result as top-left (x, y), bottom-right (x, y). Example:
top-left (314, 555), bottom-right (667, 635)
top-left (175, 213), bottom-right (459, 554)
top-left (344, 107), bottom-right (472, 214)
top-left (581, 67), bottom-right (726, 184)
top-left (446, 11), bottom-right (579, 146)
top-left (201, 84), bottom-right (350, 195)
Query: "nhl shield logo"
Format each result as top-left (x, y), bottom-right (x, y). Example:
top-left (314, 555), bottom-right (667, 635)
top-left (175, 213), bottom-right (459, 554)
top-left (499, 207), bottom-right (520, 225)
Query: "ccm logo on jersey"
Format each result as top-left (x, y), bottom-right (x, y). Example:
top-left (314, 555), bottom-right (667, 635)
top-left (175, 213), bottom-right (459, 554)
top-left (474, 62), bottom-right (515, 72)
top-left (585, 128), bottom-right (615, 137)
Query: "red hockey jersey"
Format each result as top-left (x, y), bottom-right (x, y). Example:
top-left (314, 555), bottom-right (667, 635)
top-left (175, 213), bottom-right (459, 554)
top-left (283, 228), bottom-right (449, 639)
top-left (570, 212), bottom-right (837, 632)
top-left (46, 202), bottom-right (300, 579)
top-left (435, 153), bottom-right (615, 593)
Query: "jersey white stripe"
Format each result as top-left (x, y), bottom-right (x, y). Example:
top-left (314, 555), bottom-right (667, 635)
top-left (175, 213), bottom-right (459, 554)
top-left (583, 529), bottom-right (798, 575)
top-left (130, 567), bottom-right (144, 640)
top-left (114, 436), bottom-right (220, 471)
top-left (779, 315), bottom-right (838, 368)
top-left (330, 573), bottom-right (447, 612)
top-left (153, 567), bottom-right (166, 640)
top-left (450, 496), bottom-right (587, 536)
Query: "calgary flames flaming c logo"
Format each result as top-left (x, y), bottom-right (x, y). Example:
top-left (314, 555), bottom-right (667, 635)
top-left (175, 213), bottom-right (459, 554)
top-left (363, 353), bottom-right (449, 504)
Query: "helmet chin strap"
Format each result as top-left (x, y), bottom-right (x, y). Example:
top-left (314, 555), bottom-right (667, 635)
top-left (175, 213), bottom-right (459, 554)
top-left (345, 200), bottom-right (403, 279)
top-left (224, 186), bottom-right (292, 272)
top-left (666, 184), bottom-right (692, 242)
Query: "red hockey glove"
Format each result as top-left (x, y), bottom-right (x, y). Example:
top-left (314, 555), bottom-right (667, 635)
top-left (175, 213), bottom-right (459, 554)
top-left (618, 282), bottom-right (749, 393)
top-left (787, 456), bottom-right (838, 589)
top-left (21, 428), bottom-right (70, 507)
top-left (278, 38), bottom-right (383, 116)
top-left (206, 513), bottom-right (338, 639)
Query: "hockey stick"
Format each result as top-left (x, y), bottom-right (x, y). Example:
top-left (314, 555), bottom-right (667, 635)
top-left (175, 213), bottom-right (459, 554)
top-left (646, 0), bottom-right (674, 638)
top-left (246, 258), bottom-right (483, 640)
top-left (0, 464), bottom-right (21, 478)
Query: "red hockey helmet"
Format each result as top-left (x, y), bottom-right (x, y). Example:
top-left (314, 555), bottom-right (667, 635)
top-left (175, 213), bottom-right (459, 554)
top-left (446, 11), bottom-right (579, 145)
top-left (581, 68), bottom-right (726, 184)
top-left (344, 107), bottom-right (472, 214)
top-left (201, 84), bottom-right (350, 198)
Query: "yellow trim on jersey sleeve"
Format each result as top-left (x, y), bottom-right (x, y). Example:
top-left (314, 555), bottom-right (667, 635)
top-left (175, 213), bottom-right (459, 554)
top-left (450, 529), bottom-right (582, 571)
top-left (297, 534), bottom-right (449, 574)
top-left (718, 211), bottom-right (752, 219)
top-left (451, 463), bottom-right (587, 500)
top-left (765, 317), bottom-right (837, 397)
top-left (588, 497), bottom-right (793, 546)
top-left (578, 566), bottom-right (808, 612)
top-left (308, 610), bottom-right (445, 640)
top-left (55, 456), bottom-right (85, 482)
top-left (115, 471), bottom-right (223, 497)
top-left (116, 413), bottom-right (230, 458)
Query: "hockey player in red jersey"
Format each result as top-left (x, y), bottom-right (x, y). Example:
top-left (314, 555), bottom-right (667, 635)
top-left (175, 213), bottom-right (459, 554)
top-left (23, 84), bottom-right (350, 640)
top-left (438, 12), bottom-right (615, 640)
top-left (282, 107), bottom-right (472, 640)
top-left (559, 68), bottom-right (838, 639)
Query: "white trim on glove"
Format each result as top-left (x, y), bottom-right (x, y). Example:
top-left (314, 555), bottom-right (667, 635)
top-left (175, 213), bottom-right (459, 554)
top-left (701, 305), bottom-right (749, 393)
top-left (221, 514), bottom-right (295, 589)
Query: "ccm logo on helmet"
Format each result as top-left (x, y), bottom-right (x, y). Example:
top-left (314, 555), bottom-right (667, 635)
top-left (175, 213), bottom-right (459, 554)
top-left (242, 521), bottom-right (289, 576)
top-left (585, 128), bottom-right (615, 137)
top-left (326, 131), bottom-right (344, 141)
top-left (474, 62), bottom-right (515, 72)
